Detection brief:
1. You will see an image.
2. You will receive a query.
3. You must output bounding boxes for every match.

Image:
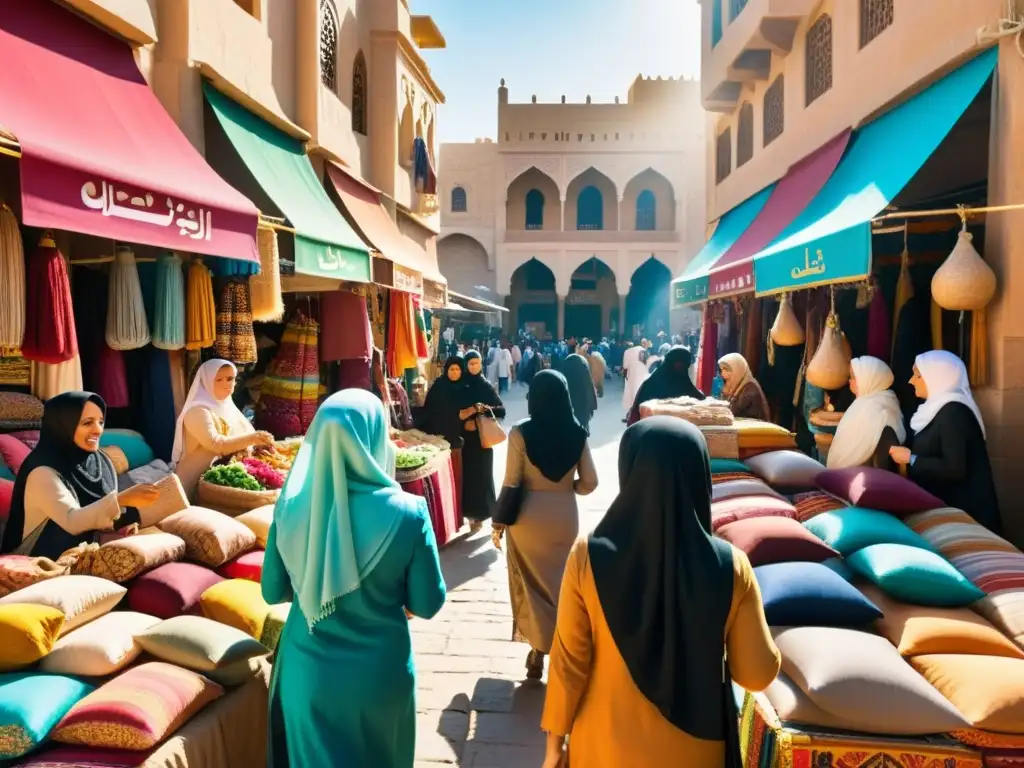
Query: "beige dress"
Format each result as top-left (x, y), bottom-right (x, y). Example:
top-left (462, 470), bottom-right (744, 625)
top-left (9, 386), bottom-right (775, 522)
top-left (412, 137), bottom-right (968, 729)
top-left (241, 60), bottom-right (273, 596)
top-left (17, 467), bottom-right (123, 549)
top-left (174, 407), bottom-right (256, 501)
top-left (502, 426), bottom-right (598, 652)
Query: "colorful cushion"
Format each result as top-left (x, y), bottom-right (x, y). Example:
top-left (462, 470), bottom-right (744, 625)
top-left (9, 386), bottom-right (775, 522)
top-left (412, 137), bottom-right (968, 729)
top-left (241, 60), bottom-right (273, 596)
top-left (98, 430), bottom-right (154, 471)
top-left (820, 557), bottom-right (854, 582)
top-left (710, 458), bottom-right (749, 475)
top-left (744, 450), bottom-right (825, 491)
top-left (905, 507), bottom-right (1021, 560)
top-left (217, 550), bottom-right (264, 582)
top-left (14, 746), bottom-right (150, 767)
top-left (790, 490), bottom-right (847, 523)
top-left (861, 584), bottom-right (1024, 659)
top-left (157, 507), bottom-right (257, 568)
top-left (949, 551), bottom-right (1024, 595)
top-left (0, 673), bottom-right (95, 759)
top-left (710, 471), bottom-right (757, 485)
top-left (847, 543), bottom-right (985, 607)
top-left (126, 562), bottom-right (225, 619)
top-left (0, 463), bottom-right (13, 482)
top-left (764, 672), bottom-right (880, 733)
top-left (716, 517), bottom-right (838, 567)
top-left (0, 434), bottom-right (31, 476)
top-left (235, 505), bottom-right (272, 549)
top-left (754, 561), bottom-right (882, 627)
top-left (815, 466), bottom-right (944, 516)
top-left (772, 626), bottom-right (968, 735)
top-left (710, 495), bottom-right (796, 532)
top-left (0, 575), bottom-right (126, 635)
top-left (200, 579), bottom-right (270, 638)
top-left (0, 554), bottom-right (68, 598)
top-left (80, 533), bottom-right (186, 583)
top-left (974, 589), bottom-right (1024, 649)
top-left (804, 507), bottom-right (937, 556)
top-left (52, 662), bottom-right (223, 750)
top-left (100, 446), bottom-right (130, 476)
top-left (260, 602), bottom-right (290, 652)
top-left (733, 419), bottom-right (796, 446)
top-left (0, 393), bottom-right (44, 425)
top-left (136, 615), bottom-right (269, 686)
top-left (711, 478), bottom-right (785, 504)
top-left (910, 654), bottom-right (1024, 733)
top-left (0, 604), bottom-right (65, 671)
top-left (40, 612), bottom-right (161, 677)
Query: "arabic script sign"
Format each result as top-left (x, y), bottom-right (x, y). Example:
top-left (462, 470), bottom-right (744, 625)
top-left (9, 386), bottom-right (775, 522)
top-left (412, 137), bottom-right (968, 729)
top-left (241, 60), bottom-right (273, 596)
top-left (672, 276), bottom-right (708, 308)
top-left (80, 179), bottom-right (213, 241)
top-left (708, 263), bottom-right (755, 298)
top-left (296, 235), bottom-right (372, 283)
top-left (752, 223), bottom-right (872, 296)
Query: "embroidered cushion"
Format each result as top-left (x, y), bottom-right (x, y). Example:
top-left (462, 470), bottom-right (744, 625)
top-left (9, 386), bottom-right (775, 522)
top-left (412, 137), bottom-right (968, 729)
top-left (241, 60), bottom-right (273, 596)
top-left (815, 466), bottom-right (943, 516)
top-left (754, 561), bottom-right (882, 627)
top-left (773, 626), bottom-right (969, 735)
top-left (716, 516), bottom-right (838, 567)
top-left (0, 604), bottom-right (65, 671)
top-left (804, 507), bottom-right (937, 557)
top-left (790, 490), bottom-right (847, 524)
top-left (81, 533), bottom-right (186, 583)
top-left (910, 654), bottom-right (1024, 734)
top-left (52, 662), bottom-right (223, 750)
top-left (136, 615), bottom-right (269, 686)
top-left (0, 554), bottom-right (68, 598)
top-left (40, 612), bottom-right (161, 677)
top-left (744, 450), bottom-right (825, 492)
top-left (217, 550), bottom-right (264, 582)
top-left (97, 430), bottom-right (154, 471)
top-left (157, 507), bottom-right (256, 568)
top-left (905, 507), bottom-right (1021, 561)
top-left (234, 505), bottom-right (272, 549)
top-left (710, 495), bottom-right (796, 532)
top-left (126, 562), bottom-right (225, 620)
top-left (0, 575), bottom-right (126, 635)
top-left (0, 673), bottom-right (94, 759)
top-left (200, 579), bottom-right (270, 639)
top-left (711, 478), bottom-right (785, 504)
top-left (260, 602), bottom-right (290, 651)
top-left (846, 543), bottom-right (985, 607)
top-left (0, 435), bottom-right (31, 476)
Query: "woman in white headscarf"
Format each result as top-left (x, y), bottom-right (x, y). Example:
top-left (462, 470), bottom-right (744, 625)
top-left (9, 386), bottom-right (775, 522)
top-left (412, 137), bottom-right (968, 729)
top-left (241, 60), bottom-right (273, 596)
top-left (889, 350), bottom-right (1001, 534)
top-left (171, 359), bottom-right (274, 500)
top-left (827, 357), bottom-right (906, 470)
top-left (718, 353), bottom-right (770, 421)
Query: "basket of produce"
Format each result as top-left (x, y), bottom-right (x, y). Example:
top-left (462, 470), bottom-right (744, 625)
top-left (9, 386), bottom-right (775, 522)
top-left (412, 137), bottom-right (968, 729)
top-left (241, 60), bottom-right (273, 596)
top-left (197, 439), bottom-right (301, 516)
top-left (393, 431), bottom-right (450, 483)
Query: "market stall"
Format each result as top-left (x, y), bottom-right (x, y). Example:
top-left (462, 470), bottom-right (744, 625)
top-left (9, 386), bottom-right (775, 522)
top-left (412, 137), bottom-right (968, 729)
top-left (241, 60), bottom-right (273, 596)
top-left (393, 429), bottom-right (462, 547)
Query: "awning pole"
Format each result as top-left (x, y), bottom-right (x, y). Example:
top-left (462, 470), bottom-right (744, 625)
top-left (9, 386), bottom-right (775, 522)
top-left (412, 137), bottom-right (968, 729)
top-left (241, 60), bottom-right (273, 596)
top-left (872, 201), bottom-right (1024, 223)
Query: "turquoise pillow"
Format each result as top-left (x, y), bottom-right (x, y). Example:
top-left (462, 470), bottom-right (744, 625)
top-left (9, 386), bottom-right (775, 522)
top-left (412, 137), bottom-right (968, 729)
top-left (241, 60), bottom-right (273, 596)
top-left (99, 430), bottom-right (155, 470)
top-left (711, 458), bottom-right (749, 475)
top-left (0, 672), bottom-right (95, 759)
top-left (846, 543), bottom-right (986, 607)
top-left (820, 556), bottom-right (854, 582)
top-left (804, 507), bottom-right (937, 556)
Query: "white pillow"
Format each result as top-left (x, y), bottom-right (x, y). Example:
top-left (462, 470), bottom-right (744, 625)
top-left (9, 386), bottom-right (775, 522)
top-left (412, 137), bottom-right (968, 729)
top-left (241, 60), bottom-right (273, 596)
top-left (0, 575), bottom-right (126, 635)
top-left (40, 611), bottom-right (160, 676)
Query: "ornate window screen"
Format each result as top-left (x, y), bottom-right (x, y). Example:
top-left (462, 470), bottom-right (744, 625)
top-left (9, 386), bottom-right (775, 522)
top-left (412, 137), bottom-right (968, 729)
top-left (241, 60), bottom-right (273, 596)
top-left (763, 75), bottom-right (784, 147)
top-left (737, 103), bottom-right (754, 167)
top-left (352, 51), bottom-right (367, 134)
top-left (805, 14), bottom-right (833, 106)
top-left (860, 0), bottom-right (894, 48)
top-left (716, 128), bottom-right (732, 184)
top-left (319, 0), bottom-right (338, 92)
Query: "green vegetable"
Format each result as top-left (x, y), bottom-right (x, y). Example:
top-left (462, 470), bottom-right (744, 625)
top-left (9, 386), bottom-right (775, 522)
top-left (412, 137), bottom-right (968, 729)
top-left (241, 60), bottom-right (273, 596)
top-left (395, 449), bottom-right (429, 470)
top-left (203, 463), bottom-right (262, 491)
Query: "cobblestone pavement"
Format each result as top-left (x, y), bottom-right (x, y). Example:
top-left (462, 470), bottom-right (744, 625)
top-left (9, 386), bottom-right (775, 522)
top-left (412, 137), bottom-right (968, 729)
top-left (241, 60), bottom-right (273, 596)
top-left (412, 378), bottom-right (626, 766)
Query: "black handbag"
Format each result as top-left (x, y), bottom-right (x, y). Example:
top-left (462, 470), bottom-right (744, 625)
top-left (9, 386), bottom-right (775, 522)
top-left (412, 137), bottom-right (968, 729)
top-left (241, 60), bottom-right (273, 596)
top-left (493, 485), bottom-right (525, 526)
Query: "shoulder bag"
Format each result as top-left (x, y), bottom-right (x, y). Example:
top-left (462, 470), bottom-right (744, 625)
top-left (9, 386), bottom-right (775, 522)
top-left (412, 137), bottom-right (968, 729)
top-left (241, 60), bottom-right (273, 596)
top-left (476, 407), bottom-right (507, 449)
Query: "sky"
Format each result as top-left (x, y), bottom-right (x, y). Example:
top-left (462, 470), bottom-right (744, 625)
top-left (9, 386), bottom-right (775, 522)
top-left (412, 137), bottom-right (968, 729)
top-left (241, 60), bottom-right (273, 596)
top-left (414, 0), bottom-right (702, 145)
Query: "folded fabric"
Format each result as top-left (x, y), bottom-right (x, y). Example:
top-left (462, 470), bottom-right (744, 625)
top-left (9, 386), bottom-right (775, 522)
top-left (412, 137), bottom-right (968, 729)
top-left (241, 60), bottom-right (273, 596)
top-left (716, 516), bottom-right (838, 567)
top-left (815, 466), bottom-right (943, 516)
top-left (710, 495), bottom-right (796, 532)
top-left (904, 507), bottom-right (1020, 560)
top-left (790, 490), bottom-right (848, 523)
top-left (910, 654), bottom-right (1024, 733)
top-left (847, 543), bottom-right (986, 607)
top-left (200, 579), bottom-right (271, 638)
top-left (744, 450), bottom-right (824, 491)
top-left (0, 575), bottom-right (126, 635)
top-left (136, 615), bottom-right (270, 686)
top-left (127, 562), bottom-right (225, 620)
top-left (0, 604), bottom-right (65, 671)
top-left (40, 611), bottom-right (161, 677)
top-left (0, 672), bottom-right (95, 759)
top-left (754, 561), bottom-right (882, 627)
top-left (804, 507), bottom-right (938, 556)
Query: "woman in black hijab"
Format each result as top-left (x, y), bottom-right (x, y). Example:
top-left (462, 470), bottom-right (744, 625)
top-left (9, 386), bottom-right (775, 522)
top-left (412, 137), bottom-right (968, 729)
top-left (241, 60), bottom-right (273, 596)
top-left (416, 357), bottom-right (467, 448)
top-left (496, 370), bottom-right (597, 680)
top-left (540, 417), bottom-right (779, 768)
top-left (558, 354), bottom-right (598, 431)
top-left (1, 392), bottom-right (159, 559)
top-left (626, 346), bottom-right (704, 426)
top-left (457, 350), bottom-right (506, 533)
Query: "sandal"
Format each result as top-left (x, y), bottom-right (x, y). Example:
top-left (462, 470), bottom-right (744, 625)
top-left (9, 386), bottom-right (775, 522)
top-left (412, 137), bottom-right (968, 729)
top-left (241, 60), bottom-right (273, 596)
top-left (526, 649), bottom-right (545, 680)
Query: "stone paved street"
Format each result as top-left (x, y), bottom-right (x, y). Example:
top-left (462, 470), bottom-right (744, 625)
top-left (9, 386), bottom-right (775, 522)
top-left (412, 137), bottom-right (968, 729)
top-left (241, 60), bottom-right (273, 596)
top-left (411, 377), bottom-right (627, 766)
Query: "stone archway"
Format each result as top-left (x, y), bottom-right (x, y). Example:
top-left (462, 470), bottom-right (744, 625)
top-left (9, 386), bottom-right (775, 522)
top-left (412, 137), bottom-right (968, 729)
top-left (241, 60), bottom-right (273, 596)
top-left (436, 234), bottom-right (494, 298)
top-left (565, 168), bottom-right (618, 231)
top-left (510, 258), bottom-right (557, 339)
top-left (506, 168), bottom-right (562, 232)
top-left (625, 257), bottom-right (672, 340)
top-left (565, 257), bottom-right (617, 341)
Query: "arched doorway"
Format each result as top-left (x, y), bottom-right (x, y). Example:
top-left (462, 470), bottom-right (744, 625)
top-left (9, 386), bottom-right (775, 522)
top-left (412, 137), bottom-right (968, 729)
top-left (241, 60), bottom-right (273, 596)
top-left (436, 234), bottom-right (493, 298)
top-left (626, 257), bottom-right (671, 339)
top-left (565, 257), bottom-right (617, 341)
top-left (510, 258), bottom-right (557, 339)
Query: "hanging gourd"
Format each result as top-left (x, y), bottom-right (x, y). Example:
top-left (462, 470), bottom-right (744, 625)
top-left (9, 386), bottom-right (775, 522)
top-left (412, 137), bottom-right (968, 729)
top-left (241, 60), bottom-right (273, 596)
top-left (770, 293), bottom-right (804, 346)
top-left (931, 220), bottom-right (996, 311)
top-left (250, 225), bottom-right (284, 322)
top-left (806, 289), bottom-right (851, 390)
top-left (106, 245), bottom-right (151, 351)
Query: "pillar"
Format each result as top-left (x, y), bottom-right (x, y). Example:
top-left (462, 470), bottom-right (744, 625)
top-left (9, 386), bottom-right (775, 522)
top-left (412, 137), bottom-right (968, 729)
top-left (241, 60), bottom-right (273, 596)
top-left (504, 294), bottom-right (517, 337)
top-left (617, 194), bottom-right (625, 231)
top-left (560, 194), bottom-right (567, 231)
top-left (618, 293), bottom-right (628, 338)
top-left (557, 295), bottom-right (566, 340)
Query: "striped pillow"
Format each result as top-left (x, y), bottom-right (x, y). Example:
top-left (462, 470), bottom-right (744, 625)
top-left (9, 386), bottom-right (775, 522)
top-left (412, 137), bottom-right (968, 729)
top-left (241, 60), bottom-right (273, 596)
top-left (974, 589), bottom-right (1024, 650)
top-left (791, 491), bottom-right (847, 524)
top-left (950, 552), bottom-right (1024, 595)
top-left (904, 508), bottom-right (1019, 560)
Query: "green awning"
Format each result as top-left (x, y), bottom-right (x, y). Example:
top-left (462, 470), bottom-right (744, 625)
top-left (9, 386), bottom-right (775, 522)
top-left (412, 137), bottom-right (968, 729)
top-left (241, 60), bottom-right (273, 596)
top-left (203, 83), bottom-right (371, 282)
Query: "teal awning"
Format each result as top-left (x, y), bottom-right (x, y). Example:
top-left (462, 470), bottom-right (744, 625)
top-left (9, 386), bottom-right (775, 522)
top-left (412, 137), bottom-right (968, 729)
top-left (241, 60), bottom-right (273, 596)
top-left (671, 184), bottom-right (774, 307)
top-left (203, 83), bottom-right (371, 282)
top-left (752, 48), bottom-right (997, 296)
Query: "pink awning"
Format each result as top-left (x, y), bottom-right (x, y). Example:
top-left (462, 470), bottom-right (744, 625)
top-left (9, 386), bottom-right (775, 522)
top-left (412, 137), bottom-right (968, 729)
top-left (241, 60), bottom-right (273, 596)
top-left (708, 130), bottom-right (851, 297)
top-left (0, 0), bottom-right (259, 262)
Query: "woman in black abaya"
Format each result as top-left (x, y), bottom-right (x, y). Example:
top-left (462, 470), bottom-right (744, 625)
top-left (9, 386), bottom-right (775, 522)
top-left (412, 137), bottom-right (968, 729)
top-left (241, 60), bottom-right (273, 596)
top-left (458, 350), bottom-right (506, 533)
top-left (559, 354), bottom-right (598, 431)
top-left (626, 346), bottom-right (705, 426)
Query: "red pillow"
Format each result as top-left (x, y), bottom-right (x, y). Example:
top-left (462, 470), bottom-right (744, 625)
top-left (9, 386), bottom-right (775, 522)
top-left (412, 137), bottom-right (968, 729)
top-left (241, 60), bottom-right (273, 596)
top-left (815, 467), bottom-right (944, 517)
top-left (127, 562), bottom-right (224, 619)
top-left (711, 495), bottom-right (796, 533)
top-left (217, 550), bottom-right (264, 582)
top-left (716, 516), bottom-right (839, 567)
top-left (0, 478), bottom-right (13, 523)
top-left (0, 434), bottom-right (31, 476)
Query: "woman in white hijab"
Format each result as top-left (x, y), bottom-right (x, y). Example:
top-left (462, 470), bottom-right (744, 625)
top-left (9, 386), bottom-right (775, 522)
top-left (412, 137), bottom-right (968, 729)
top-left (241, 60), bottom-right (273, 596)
top-left (621, 342), bottom-right (650, 421)
top-left (889, 350), bottom-right (1001, 533)
top-left (171, 359), bottom-right (274, 500)
top-left (827, 357), bottom-right (906, 470)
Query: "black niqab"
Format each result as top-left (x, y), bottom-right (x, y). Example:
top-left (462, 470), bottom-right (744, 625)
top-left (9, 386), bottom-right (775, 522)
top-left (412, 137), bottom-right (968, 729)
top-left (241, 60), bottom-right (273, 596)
top-left (461, 350), bottom-right (504, 412)
top-left (588, 417), bottom-right (736, 740)
top-left (519, 370), bottom-right (588, 482)
top-left (416, 357), bottom-right (467, 447)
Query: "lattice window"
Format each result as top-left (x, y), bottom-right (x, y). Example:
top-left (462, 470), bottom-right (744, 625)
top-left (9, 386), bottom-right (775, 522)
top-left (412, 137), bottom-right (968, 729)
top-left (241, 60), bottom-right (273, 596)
top-left (352, 51), bottom-right (367, 134)
top-left (730, 0), bottom-right (749, 22)
top-left (737, 103), bottom-right (754, 167)
top-left (319, 0), bottom-right (338, 92)
top-left (451, 187), bottom-right (467, 213)
top-left (860, 0), bottom-right (893, 48)
top-left (525, 189), bottom-right (545, 229)
top-left (716, 128), bottom-right (732, 184)
top-left (763, 75), bottom-right (784, 147)
top-left (805, 14), bottom-right (833, 106)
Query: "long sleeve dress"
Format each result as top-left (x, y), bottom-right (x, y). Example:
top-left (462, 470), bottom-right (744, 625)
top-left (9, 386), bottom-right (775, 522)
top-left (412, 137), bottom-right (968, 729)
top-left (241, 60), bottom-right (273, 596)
top-left (542, 540), bottom-right (780, 767)
top-left (459, 386), bottom-right (505, 522)
top-left (502, 427), bottom-right (598, 653)
top-left (262, 495), bottom-right (447, 768)
top-left (174, 407), bottom-right (256, 501)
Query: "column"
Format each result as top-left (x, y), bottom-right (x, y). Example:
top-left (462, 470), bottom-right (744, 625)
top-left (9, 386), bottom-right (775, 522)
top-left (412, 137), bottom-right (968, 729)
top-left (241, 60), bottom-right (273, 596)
top-left (557, 295), bottom-right (566, 340)
top-left (560, 194), bottom-right (567, 232)
top-left (617, 194), bottom-right (625, 231)
top-left (496, 294), bottom-right (510, 336)
top-left (618, 293), bottom-right (628, 338)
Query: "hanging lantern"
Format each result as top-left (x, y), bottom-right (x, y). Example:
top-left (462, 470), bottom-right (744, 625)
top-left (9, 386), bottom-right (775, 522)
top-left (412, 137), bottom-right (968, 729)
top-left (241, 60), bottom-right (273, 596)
top-left (806, 291), bottom-right (851, 390)
top-left (770, 294), bottom-right (804, 346)
top-left (931, 225), bottom-right (996, 311)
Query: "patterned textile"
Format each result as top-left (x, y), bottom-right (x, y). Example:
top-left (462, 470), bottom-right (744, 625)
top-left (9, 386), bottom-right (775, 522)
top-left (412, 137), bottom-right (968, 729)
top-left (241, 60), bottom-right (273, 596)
top-left (0, 555), bottom-right (68, 597)
top-left (63, 534), bottom-right (186, 583)
top-left (0, 354), bottom-right (30, 387)
top-left (256, 315), bottom-right (321, 438)
top-left (791, 491), bottom-right (848, 523)
top-left (0, 393), bottom-right (43, 423)
top-left (713, 471), bottom-right (758, 485)
top-left (905, 508), bottom-right (1020, 560)
top-left (5, 431), bottom-right (39, 449)
top-left (214, 279), bottom-right (258, 365)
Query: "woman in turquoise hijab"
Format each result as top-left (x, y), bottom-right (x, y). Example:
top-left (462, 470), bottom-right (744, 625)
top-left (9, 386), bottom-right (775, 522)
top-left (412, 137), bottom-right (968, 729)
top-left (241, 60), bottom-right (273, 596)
top-left (262, 389), bottom-right (446, 767)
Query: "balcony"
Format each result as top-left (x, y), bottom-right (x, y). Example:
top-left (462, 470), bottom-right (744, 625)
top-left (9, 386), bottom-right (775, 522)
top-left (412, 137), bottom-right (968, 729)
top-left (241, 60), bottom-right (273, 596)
top-left (703, 0), bottom-right (817, 113)
top-left (504, 230), bottom-right (681, 245)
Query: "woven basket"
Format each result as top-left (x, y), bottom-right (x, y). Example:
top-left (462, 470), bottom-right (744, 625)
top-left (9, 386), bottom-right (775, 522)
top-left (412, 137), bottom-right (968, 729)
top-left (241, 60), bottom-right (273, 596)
top-left (700, 427), bottom-right (740, 460)
top-left (197, 479), bottom-right (280, 517)
top-left (932, 230), bottom-right (997, 311)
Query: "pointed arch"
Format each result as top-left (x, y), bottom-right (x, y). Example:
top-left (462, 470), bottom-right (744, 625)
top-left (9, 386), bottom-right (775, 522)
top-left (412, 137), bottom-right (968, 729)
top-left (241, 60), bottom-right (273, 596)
top-left (566, 167), bottom-right (618, 231)
top-left (351, 50), bottom-right (367, 135)
top-left (450, 186), bottom-right (467, 213)
top-left (319, 0), bottom-right (338, 92)
top-left (398, 102), bottom-right (413, 167)
top-left (636, 190), bottom-right (656, 231)
top-left (623, 168), bottom-right (676, 231)
top-left (525, 189), bottom-right (545, 229)
top-left (506, 167), bottom-right (561, 232)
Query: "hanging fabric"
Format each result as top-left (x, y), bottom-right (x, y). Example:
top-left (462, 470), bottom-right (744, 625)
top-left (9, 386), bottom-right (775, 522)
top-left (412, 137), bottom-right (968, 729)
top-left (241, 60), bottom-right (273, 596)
top-left (152, 253), bottom-right (185, 351)
top-left (742, 299), bottom-right (762, 376)
top-left (969, 309), bottom-right (988, 388)
top-left (72, 267), bottom-right (127, 406)
top-left (21, 232), bottom-right (77, 364)
top-left (320, 290), bottom-right (371, 362)
top-left (105, 246), bottom-right (151, 351)
top-left (185, 259), bottom-right (216, 350)
top-left (387, 291), bottom-right (419, 374)
top-left (412, 137), bottom-right (437, 194)
top-left (411, 294), bottom-right (430, 359)
top-left (866, 284), bottom-right (891, 362)
top-left (214, 279), bottom-right (258, 365)
top-left (0, 204), bottom-right (25, 351)
top-left (891, 241), bottom-right (914, 360)
top-left (30, 357), bottom-right (83, 402)
top-left (256, 313), bottom-right (320, 437)
top-left (251, 227), bottom-right (285, 323)
top-left (930, 299), bottom-right (944, 351)
top-left (696, 304), bottom-right (718, 395)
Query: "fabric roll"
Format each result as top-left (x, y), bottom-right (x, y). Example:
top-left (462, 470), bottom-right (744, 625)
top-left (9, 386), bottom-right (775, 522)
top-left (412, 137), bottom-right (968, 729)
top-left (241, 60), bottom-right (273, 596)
top-left (251, 227), bottom-right (284, 322)
top-left (215, 279), bottom-right (258, 365)
top-left (152, 253), bottom-right (186, 351)
top-left (0, 204), bottom-right (25, 350)
top-left (106, 246), bottom-right (151, 350)
top-left (71, 266), bottom-right (128, 408)
top-left (185, 259), bottom-right (216, 350)
top-left (320, 290), bottom-right (371, 362)
top-left (21, 233), bottom-right (77, 364)
top-left (867, 287), bottom-right (891, 362)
